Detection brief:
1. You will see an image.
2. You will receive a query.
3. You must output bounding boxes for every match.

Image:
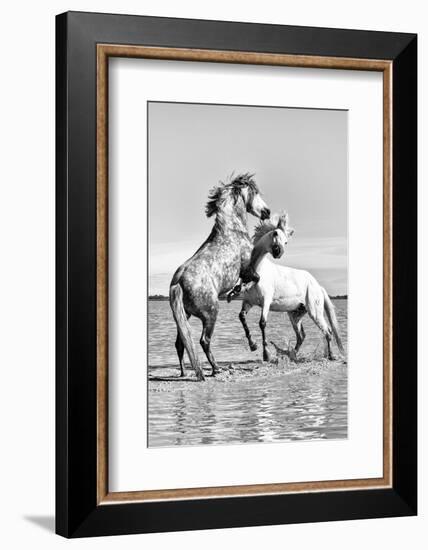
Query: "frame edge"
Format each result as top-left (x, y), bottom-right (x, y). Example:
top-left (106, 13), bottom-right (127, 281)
top-left (55, 11), bottom-right (69, 538)
top-left (55, 12), bottom-right (418, 537)
top-left (391, 34), bottom-right (418, 515)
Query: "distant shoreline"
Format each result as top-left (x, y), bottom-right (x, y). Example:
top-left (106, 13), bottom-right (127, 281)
top-left (148, 294), bottom-right (348, 301)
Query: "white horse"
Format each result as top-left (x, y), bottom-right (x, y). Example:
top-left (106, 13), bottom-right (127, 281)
top-left (236, 214), bottom-right (345, 362)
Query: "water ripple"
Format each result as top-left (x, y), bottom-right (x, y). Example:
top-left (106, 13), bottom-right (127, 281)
top-left (148, 300), bottom-right (348, 447)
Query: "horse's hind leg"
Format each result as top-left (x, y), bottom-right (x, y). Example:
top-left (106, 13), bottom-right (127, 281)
top-left (175, 312), bottom-right (190, 377)
top-left (308, 312), bottom-right (333, 359)
top-left (200, 307), bottom-right (221, 376)
top-left (239, 301), bottom-right (257, 351)
top-left (323, 328), bottom-right (333, 360)
top-left (310, 314), bottom-right (333, 359)
top-left (175, 333), bottom-right (186, 377)
top-left (288, 308), bottom-right (306, 355)
top-left (305, 290), bottom-right (334, 360)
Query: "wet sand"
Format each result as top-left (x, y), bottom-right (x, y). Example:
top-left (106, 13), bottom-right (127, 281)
top-left (149, 355), bottom-right (346, 388)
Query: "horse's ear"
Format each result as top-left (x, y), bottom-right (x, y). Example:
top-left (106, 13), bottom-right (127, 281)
top-left (277, 212), bottom-right (294, 237)
top-left (277, 212), bottom-right (288, 230)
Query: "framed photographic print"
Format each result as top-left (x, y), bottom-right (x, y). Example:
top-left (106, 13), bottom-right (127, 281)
top-left (56, 11), bottom-right (417, 538)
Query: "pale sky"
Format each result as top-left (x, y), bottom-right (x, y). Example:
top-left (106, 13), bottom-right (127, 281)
top-left (148, 102), bottom-right (348, 295)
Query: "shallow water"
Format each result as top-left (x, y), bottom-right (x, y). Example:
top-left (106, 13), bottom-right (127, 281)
top-left (148, 299), bottom-right (347, 367)
top-left (148, 299), bottom-right (347, 448)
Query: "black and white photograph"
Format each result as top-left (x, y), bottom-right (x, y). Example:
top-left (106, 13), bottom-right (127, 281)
top-left (0, 1), bottom-right (421, 545)
top-left (147, 101), bottom-right (348, 448)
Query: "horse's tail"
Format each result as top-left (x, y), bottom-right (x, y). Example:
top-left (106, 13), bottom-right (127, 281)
top-left (322, 288), bottom-right (345, 356)
top-left (169, 283), bottom-right (205, 381)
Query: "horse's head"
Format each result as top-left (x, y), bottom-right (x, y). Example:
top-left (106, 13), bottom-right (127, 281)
top-left (271, 212), bottom-right (294, 258)
top-left (206, 174), bottom-right (270, 222)
top-left (235, 174), bottom-right (270, 220)
top-left (253, 212), bottom-right (294, 259)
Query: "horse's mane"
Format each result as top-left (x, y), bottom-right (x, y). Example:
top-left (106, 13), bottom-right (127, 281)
top-left (252, 212), bottom-right (290, 244)
top-left (205, 173), bottom-right (258, 218)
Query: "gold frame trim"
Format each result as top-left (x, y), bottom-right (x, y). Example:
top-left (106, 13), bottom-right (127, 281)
top-left (96, 44), bottom-right (393, 505)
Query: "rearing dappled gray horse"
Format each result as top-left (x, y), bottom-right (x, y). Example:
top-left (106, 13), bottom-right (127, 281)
top-left (169, 174), bottom-right (270, 380)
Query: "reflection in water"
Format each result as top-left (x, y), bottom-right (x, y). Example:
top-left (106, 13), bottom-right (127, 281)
top-left (148, 300), bottom-right (347, 447)
top-left (149, 365), bottom-right (347, 447)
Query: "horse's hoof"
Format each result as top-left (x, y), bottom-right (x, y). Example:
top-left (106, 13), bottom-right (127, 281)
top-left (212, 368), bottom-right (221, 377)
top-left (249, 342), bottom-right (258, 352)
top-left (263, 351), bottom-right (272, 363)
top-left (195, 371), bottom-right (205, 381)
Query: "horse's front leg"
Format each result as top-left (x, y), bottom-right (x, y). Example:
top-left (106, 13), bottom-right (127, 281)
top-left (227, 265), bottom-right (261, 302)
top-left (226, 279), bottom-right (242, 302)
top-left (260, 303), bottom-right (272, 362)
top-left (239, 301), bottom-right (257, 351)
top-left (241, 265), bottom-right (260, 285)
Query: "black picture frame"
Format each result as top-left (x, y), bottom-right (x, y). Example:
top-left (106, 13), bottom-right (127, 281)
top-left (56, 11), bottom-right (417, 538)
